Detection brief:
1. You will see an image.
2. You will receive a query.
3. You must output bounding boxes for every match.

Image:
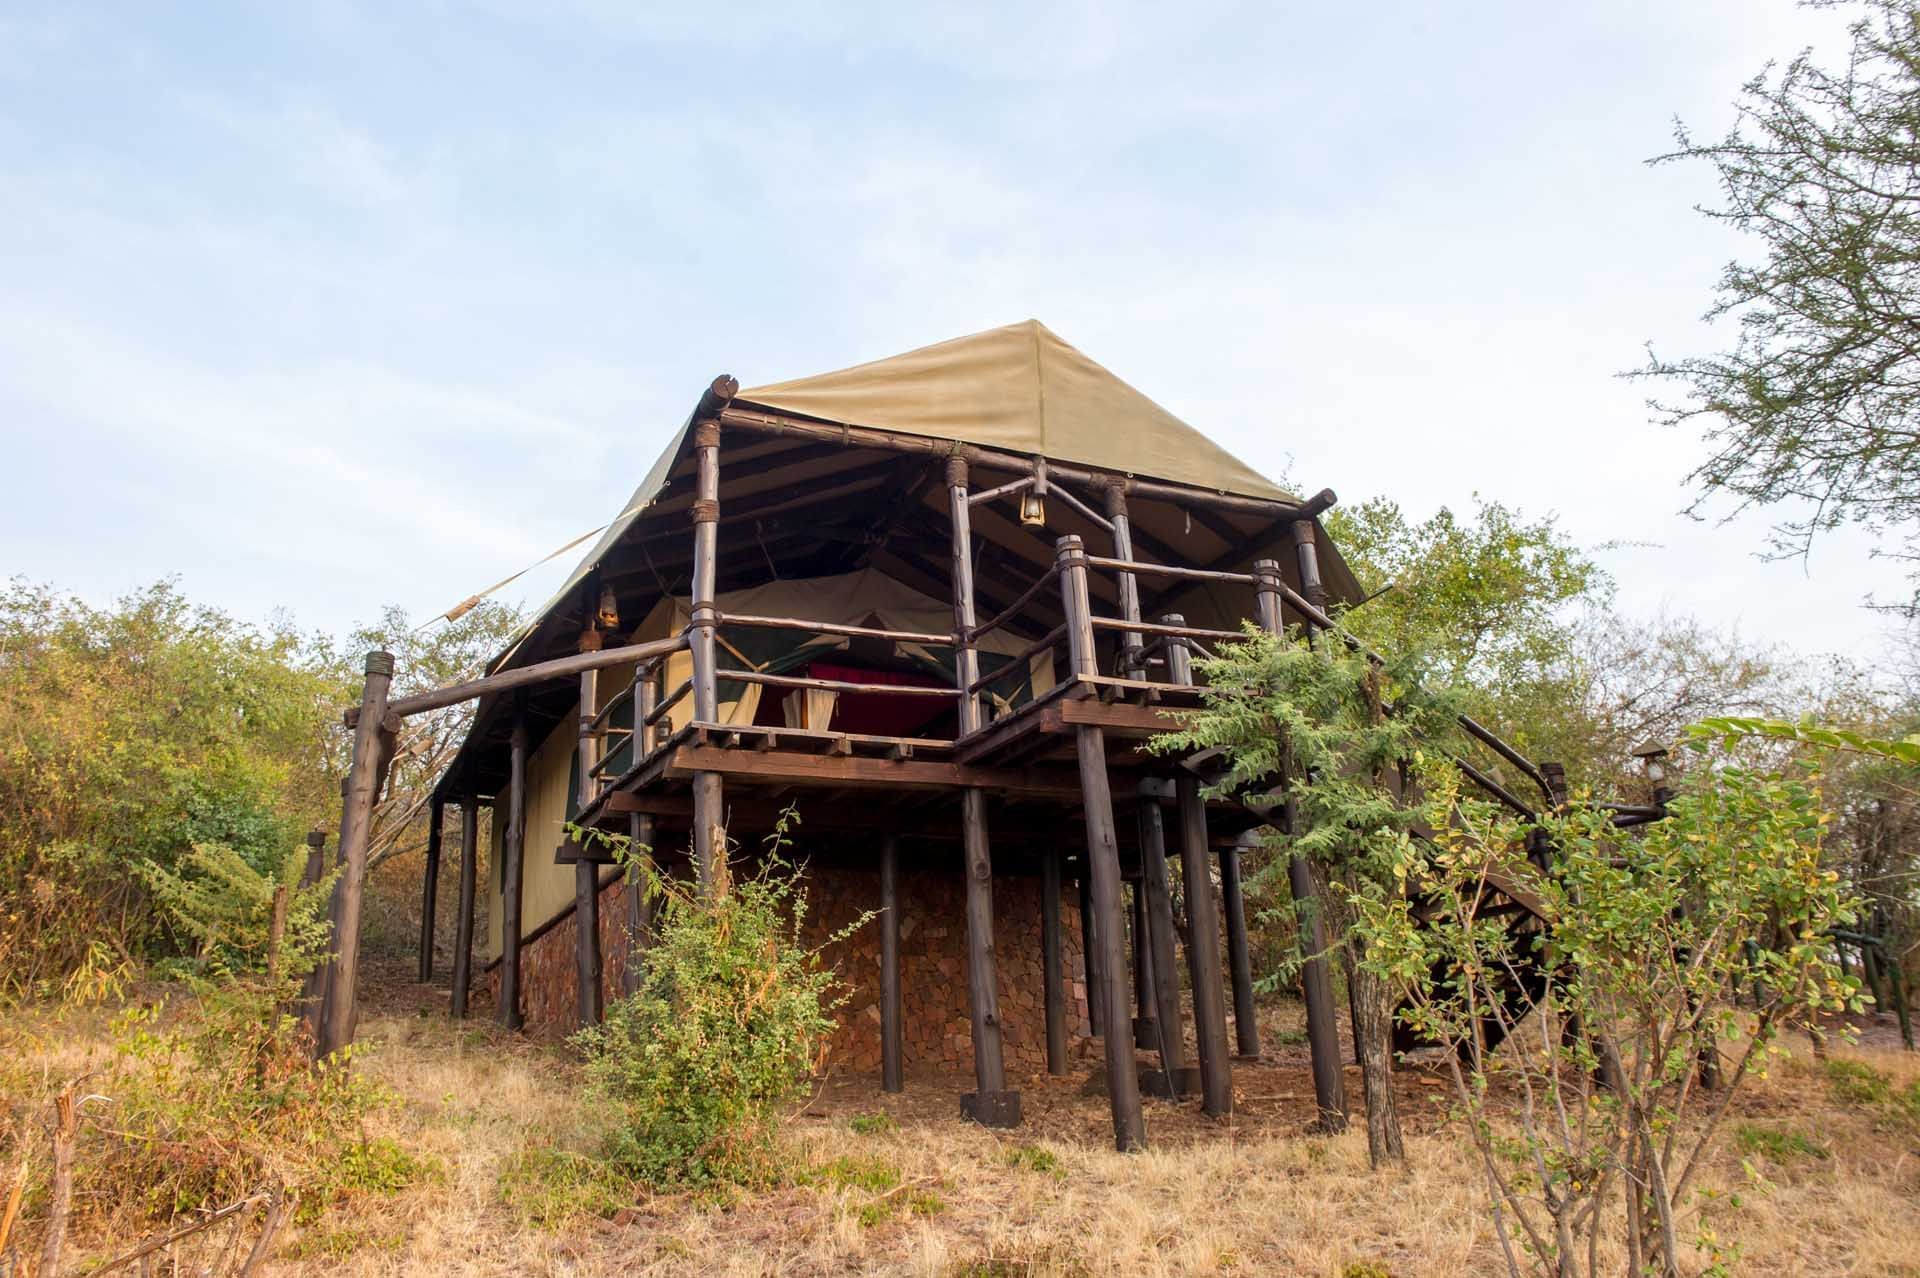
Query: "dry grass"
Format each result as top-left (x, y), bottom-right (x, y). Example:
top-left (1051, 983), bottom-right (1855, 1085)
top-left (7, 993), bottom-right (1918, 1277)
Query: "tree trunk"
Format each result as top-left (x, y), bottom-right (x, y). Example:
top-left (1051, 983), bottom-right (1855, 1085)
top-left (1336, 868), bottom-right (1403, 1167)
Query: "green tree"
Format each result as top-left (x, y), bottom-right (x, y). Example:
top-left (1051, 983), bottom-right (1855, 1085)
top-left (0, 579), bottom-right (340, 998)
top-left (1357, 752), bottom-right (1861, 1278)
top-left (1156, 622), bottom-right (1469, 1167)
top-left (1643, 0), bottom-right (1920, 612)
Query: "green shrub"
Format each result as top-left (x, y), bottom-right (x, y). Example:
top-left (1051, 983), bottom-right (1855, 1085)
top-left (497, 1146), bottom-right (636, 1228)
top-left (1733, 1124), bottom-right (1829, 1161)
top-left (572, 828), bottom-right (866, 1188)
top-left (849, 1111), bottom-right (897, 1136)
top-left (1005, 1145), bottom-right (1063, 1177)
top-left (1824, 1058), bottom-right (1893, 1106)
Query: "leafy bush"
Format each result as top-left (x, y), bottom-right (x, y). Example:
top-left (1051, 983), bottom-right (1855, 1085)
top-left (0, 580), bottom-right (343, 999)
top-left (572, 829), bottom-right (865, 1188)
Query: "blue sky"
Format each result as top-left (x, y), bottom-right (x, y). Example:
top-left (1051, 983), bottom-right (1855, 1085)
top-left (0, 2), bottom-right (1895, 662)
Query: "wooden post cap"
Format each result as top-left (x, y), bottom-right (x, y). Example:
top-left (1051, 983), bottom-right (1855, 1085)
top-left (306, 830), bottom-right (326, 847)
top-left (364, 651), bottom-right (395, 677)
top-left (944, 455), bottom-right (968, 486)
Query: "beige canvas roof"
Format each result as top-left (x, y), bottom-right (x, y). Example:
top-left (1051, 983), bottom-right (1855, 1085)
top-left (494, 320), bottom-right (1303, 671)
top-left (738, 319), bottom-right (1290, 501)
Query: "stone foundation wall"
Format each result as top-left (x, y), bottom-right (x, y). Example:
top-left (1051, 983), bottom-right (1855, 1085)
top-left (486, 863), bottom-right (1093, 1075)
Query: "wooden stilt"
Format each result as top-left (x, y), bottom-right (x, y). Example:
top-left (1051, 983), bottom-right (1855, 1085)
top-left (880, 836), bottom-right (904, 1093)
top-left (1220, 836), bottom-right (1261, 1057)
top-left (1130, 882), bottom-right (1157, 1049)
top-left (499, 705), bottom-right (529, 1031)
top-left (418, 802), bottom-right (443, 983)
top-left (1135, 797), bottom-right (1190, 1087)
top-left (1060, 534), bottom-right (1146, 1151)
top-left (1079, 868), bottom-right (1104, 1037)
top-left (689, 416), bottom-right (726, 895)
top-left (623, 810), bottom-right (655, 998)
top-left (313, 652), bottom-right (395, 1059)
top-left (1164, 627), bottom-right (1233, 1118)
top-left (1256, 558), bottom-right (1347, 1131)
top-left (573, 858), bottom-right (603, 1028)
top-left (950, 458), bottom-right (1019, 1127)
top-left (1040, 849), bottom-right (1068, 1076)
top-left (450, 797), bottom-right (479, 1018)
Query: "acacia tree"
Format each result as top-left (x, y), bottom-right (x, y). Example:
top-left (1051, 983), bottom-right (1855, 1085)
top-left (1157, 623), bottom-right (1468, 1167)
top-left (1644, 0), bottom-right (1920, 612)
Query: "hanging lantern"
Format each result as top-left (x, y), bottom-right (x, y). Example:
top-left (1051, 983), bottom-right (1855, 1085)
top-left (1019, 490), bottom-right (1046, 526)
top-left (596, 582), bottom-right (620, 630)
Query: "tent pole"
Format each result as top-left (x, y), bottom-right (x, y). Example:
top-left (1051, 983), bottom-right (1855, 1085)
top-left (1060, 534), bottom-right (1146, 1151)
top-left (1164, 625), bottom-right (1233, 1118)
top-left (689, 418), bottom-right (725, 896)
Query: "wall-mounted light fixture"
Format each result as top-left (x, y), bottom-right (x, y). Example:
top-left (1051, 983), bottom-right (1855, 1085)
top-left (1631, 739), bottom-right (1672, 806)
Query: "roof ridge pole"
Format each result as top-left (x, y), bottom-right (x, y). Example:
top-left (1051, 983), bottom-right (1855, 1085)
top-left (313, 651), bottom-right (395, 1059)
top-left (948, 456), bottom-right (1020, 1130)
top-left (1260, 555), bottom-right (1348, 1133)
top-left (1060, 534), bottom-right (1147, 1151)
top-left (688, 416), bottom-right (725, 897)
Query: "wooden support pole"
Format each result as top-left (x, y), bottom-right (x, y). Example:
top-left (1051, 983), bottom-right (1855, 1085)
top-left (450, 797), bottom-right (479, 1018)
top-left (574, 661), bottom-right (604, 1027)
top-left (1040, 849), bottom-right (1067, 1076)
top-left (1131, 881), bottom-right (1156, 1048)
top-left (313, 652), bottom-right (395, 1059)
top-left (950, 458), bottom-right (1019, 1127)
top-left (622, 810), bottom-right (656, 997)
top-left (574, 851), bottom-right (603, 1029)
top-left (1061, 534), bottom-right (1146, 1151)
top-left (880, 836), bottom-right (904, 1093)
top-left (499, 706), bottom-right (528, 1031)
top-left (1104, 483), bottom-right (1147, 680)
top-left (1079, 867), bottom-right (1104, 1037)
top-left (1220, 837), bottom-right (1261, 1057)
top-left (300, 829), bottom-right (326, 888)
top-left (1257, 558), bottom-right (1347, 1131)
top-left (1136, 797), bottom-right (1190, 1084)
top-left (418, 801), bottom-right (443, 983)
top-left (1164, 628), bottom-right (1233, 1118)
top-left (689, 417), bottom-right (725, 894)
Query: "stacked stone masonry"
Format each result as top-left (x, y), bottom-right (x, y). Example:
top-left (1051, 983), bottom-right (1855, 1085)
top-left (487, 863), bottom-right (1094, 1075)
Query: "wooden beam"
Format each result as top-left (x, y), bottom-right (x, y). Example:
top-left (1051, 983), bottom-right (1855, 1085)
top-left (660, 744), bottom-right (1082, 797)
top-left (348, 634), bottom-right (685, 727)
top-left (1164, 630), bottom-right (1232, 1117)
